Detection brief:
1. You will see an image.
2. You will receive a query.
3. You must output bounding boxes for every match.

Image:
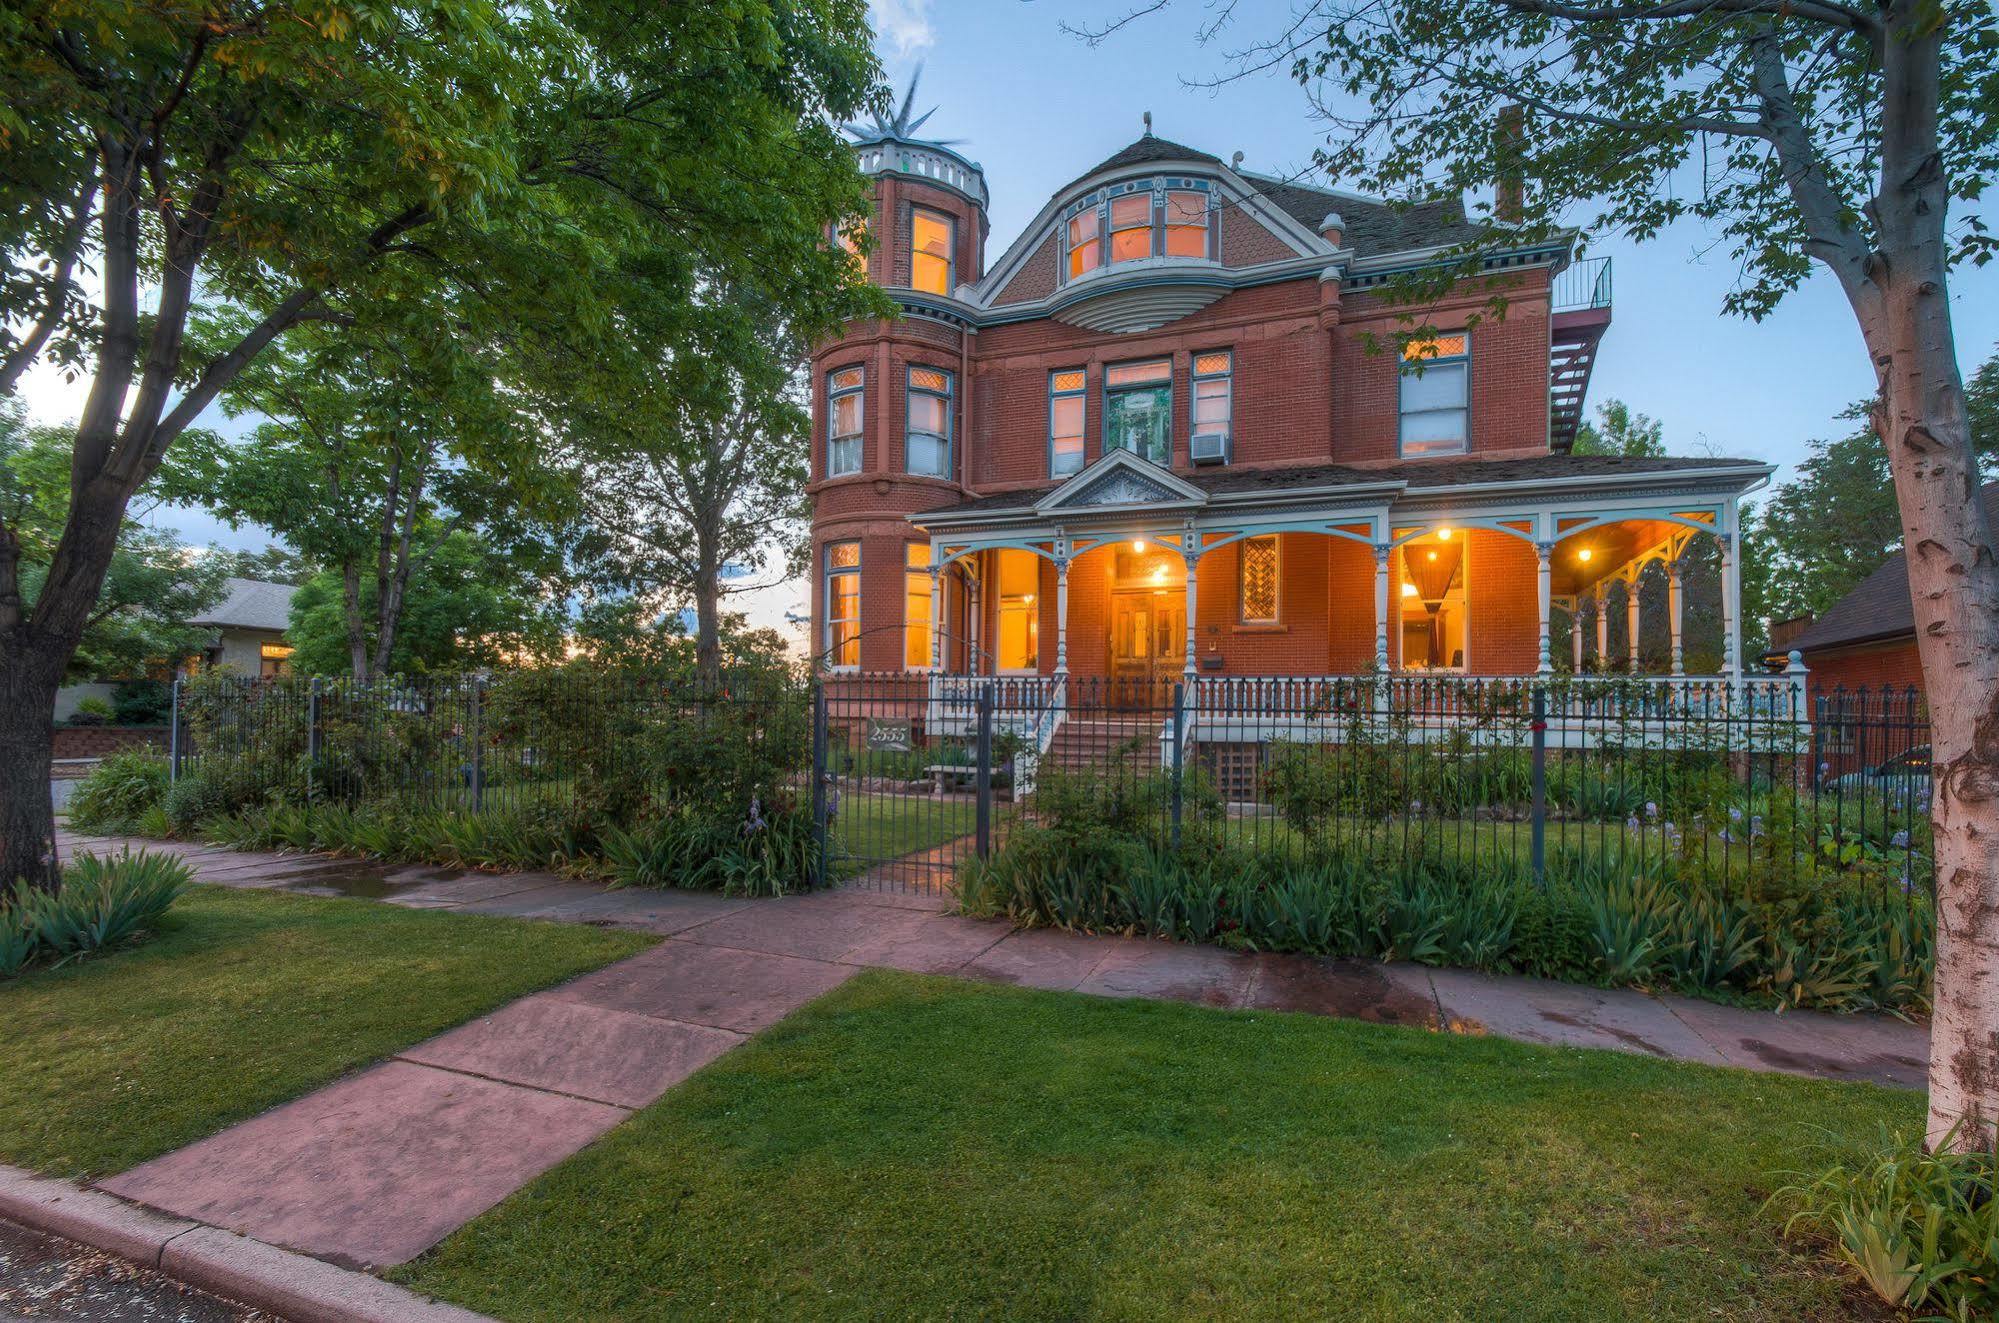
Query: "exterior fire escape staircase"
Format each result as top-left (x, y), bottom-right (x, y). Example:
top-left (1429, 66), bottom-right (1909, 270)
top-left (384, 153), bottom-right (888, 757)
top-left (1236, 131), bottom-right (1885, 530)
top-left (1549, 256), bottom-right (1613, 450)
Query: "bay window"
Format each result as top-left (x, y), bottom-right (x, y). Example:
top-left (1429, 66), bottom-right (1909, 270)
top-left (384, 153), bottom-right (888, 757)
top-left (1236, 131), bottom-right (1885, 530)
top-left (824, 542), bottom-right (861, 669)
top-left (1108, 193), bottom-right (1153, 263)
top-left (1164, 191), bottom-right (1210, 258)
top-left (827, 366), bottom-right (864, 476)
top-left (906, 366), bottom-right (953, 477)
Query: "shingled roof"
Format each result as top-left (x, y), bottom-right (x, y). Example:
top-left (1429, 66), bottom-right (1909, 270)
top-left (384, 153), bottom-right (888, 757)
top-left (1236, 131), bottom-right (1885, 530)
top-left (1791, 480), bottom-right (1999, 654)
top-left (922, 454), bottom-right (1768, 518)
top-left (1076, 134), bottom-right (1222, 181)
top-left (1244, 175), bottom-right (1487, 259)
top-left (187, 577), bottom-right (296, 633)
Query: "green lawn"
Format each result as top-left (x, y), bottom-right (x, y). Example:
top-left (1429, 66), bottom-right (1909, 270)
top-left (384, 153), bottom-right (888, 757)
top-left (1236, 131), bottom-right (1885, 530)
top-left (0, 885), bottom-right (650, 1178)
top-left (399, 970), bottom-right (1910, 1322)
top-left (827, 790), bottom-right (987, 871)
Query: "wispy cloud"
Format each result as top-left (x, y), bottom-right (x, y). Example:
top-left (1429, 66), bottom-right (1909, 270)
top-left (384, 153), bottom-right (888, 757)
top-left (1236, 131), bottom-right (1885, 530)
top-left (870, 0), bottom-right (935, 57)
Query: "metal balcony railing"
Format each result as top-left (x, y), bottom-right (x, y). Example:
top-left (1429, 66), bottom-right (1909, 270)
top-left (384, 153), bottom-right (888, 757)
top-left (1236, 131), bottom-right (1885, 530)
top-left (1552, 255), bottom-right (1612, 313)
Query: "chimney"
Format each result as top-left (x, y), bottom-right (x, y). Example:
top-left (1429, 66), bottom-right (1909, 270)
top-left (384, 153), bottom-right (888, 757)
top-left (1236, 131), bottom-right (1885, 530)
top-left (1494, 103), bottom-right (1525, 224)
top-left (1318, 211), bottom-right (1346, 248)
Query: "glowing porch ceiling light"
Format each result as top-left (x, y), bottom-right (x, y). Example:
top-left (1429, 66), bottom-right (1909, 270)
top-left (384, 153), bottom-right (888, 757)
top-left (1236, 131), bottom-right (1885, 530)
top-left (1400, 582), bottom-right (1419, 598)
top-left (1132, 539), bottom-right (1146, 553)
top-left (1577, 547), bottom-right (1594, 562)
top-left (1437, 527), bottom-right (1453, 540)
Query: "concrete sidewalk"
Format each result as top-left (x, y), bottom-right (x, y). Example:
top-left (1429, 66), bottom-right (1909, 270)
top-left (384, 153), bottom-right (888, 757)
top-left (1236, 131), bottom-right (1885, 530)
top-left (55, 827), bottom-right (1929, 1272)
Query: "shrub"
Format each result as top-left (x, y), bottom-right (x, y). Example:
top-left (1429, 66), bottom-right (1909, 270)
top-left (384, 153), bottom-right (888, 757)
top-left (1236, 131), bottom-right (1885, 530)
top-left (0, 850), bottom-right (192, 977)
top-left (163, 762), bottom-right (268, 834)
top-left (67, 696), bottom-right (115, 726)
top-left (112, 679), bottom-right (173, 726)
top-left (1774, 1127), bottom-right (1999, 1320)
top-left (599, 800), bottom-right (815, 897)
top-left (66, 748), bottom-right (171, 833)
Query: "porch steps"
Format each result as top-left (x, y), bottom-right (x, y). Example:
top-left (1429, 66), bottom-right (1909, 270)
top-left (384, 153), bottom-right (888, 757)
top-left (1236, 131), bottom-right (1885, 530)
top-left (1042, 719), bottom-right (1162, 773)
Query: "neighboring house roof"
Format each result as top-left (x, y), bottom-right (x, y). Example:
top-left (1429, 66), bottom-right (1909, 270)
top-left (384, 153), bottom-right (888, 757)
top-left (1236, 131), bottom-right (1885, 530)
top-left (187, 577), bottom-right (296, 633)
top-left (922, 454), bottom-right (1768, 518)
top-left (1791, 480), bottom-right (1999, 654)
top-left (1242, 174), bottom-right (1487, 261)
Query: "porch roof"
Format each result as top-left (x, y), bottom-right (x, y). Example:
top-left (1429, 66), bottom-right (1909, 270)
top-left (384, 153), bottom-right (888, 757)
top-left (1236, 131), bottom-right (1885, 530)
top-left (917, 454), bottom-right (1772, 524)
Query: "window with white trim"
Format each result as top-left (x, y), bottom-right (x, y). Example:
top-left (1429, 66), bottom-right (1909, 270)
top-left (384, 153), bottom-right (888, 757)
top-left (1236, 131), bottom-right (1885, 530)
top-left (1399, 334), bottom-right (1469, 456)
top-left (1066, 209), bottom-right (1100, 277)
top-left (1104, 359), bottom-right (1172, 466)
top-left (827, 367), bottom-right (863, 476)
top-left (905, 543), bottom-right (935, 669)
top-left (1049, 368), bottom-right (1086, 478)
top-left (824, 541), bottom-right (861, 668)
top-left (1192, 351), bottom-right (1232, 458)
top-left (1108, 193), bottom-right (1153, 264)
top-left (994, 549), bottom-right (1039, 672)
top-left (1239, 534), bottom-right (1279, 623)
top-left (906, 366), bottom-right (952, 477)
top-left (911, 207), bottom-right (954, 294)
top-left (1165, 190), bottom-right (1209, 258)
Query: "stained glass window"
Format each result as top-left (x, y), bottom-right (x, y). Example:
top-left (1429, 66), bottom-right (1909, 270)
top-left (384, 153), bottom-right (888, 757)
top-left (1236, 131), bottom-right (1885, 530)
top-left (1105, 359), bottom-right (1171, 466)
top-left (1240, 535), bottom-right (1279, 624)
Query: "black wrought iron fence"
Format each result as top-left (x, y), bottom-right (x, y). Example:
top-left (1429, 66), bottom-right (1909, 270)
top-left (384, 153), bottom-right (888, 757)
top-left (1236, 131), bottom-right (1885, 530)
top-left (170, 669), bottom-right (1933, 901)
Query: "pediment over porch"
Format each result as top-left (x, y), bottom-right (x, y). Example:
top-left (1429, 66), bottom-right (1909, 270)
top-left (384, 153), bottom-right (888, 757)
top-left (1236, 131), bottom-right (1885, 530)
top-left (1032, 449), bottom-right (1207, 516)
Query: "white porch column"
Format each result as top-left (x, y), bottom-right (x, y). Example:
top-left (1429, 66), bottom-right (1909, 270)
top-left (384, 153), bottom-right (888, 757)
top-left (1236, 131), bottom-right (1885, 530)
top-left (1571, 600), bottom-right (1584, 672)
top-left (1054, 557), bottom-right (1070, 676)
top-left (927, 565), bottom-right (942, 672)
top-left (1667, 557), bottom-right (1685, 677)
top-left (1720, 506), bottom-right (1743, 685)
top-left (1182, 550), bottom-right (1200, 676)
top-left (967, 566), bottom-right (982, 676)
top-left (1372, 542), bottom-right (1391, 673)
top-left (1593, 581), bottom-right (1609, 663)
top-left (1625, 573), bottom-right (1642, 672)
top-left (1535, 539), bottom-right (1553, 674)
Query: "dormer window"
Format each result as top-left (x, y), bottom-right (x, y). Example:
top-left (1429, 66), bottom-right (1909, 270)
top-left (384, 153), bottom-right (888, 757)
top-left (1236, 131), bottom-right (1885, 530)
top-left (1067, 211), bottom-right (1100, 277)
top-left (1108, 194), bottom-right (1153, 263)
top-left (1165, 191), bottom-right (1209, 257)
top-left (911, 207), bottom-right (954, 294)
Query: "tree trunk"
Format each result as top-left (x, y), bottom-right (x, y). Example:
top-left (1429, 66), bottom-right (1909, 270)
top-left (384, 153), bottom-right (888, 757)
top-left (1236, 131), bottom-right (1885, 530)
top-left (694, 547), bottom-right (723, 689)
top-left (0, 635), bottom-right (65, 891)
top-left (341, 559), bottom-right (369, 681)
top-left (1851, 6), bottom-right (1999, 1153)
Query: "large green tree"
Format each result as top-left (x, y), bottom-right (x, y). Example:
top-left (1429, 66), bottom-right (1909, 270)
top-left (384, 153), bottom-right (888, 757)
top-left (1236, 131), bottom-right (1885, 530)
top-left (576, 291), bottom-right (812, 686)
top-left (1763, 345), bottom-right (1998, 622)
top-left (1141, 0), bottom-right (1998, 1144)
top-left (0, 0), bottom-right (883, 889)
top-left (0, 404), bottom-right (226, 680)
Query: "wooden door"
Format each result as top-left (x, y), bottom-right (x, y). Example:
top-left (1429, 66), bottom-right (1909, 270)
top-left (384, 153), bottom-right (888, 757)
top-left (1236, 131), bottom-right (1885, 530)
top-left (1109, 591), bottom-right (1185, 708)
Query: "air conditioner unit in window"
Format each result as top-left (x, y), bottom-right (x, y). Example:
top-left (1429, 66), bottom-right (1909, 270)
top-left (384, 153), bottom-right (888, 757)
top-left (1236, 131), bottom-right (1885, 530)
top-left (1190, 432), bottom-right (1229, 465)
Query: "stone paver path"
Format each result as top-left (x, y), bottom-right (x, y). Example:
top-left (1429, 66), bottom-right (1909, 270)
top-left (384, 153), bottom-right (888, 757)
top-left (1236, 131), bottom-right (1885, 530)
top-left (57, 826), bottom-right (1930, 1271)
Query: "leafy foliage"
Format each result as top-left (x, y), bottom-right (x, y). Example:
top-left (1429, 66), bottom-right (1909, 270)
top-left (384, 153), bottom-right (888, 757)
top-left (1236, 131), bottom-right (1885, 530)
top-left (65, 749), bottom-right (171, 835)
top-left (1774, 1126), bottom-right (1999, 1318)
top-left (0, 851), bottom-right (190, 977)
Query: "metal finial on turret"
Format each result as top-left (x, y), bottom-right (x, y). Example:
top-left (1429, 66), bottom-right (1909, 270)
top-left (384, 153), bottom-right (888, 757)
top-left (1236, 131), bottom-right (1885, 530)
top-left (1231, 151), bottom-right (1245, 170)
top-left (1143, 111), bottom-right (1153, 137)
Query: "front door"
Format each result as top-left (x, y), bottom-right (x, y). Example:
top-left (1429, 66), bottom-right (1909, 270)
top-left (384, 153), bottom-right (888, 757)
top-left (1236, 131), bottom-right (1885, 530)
top-left (1109, 590), bottom-right (1184, 708)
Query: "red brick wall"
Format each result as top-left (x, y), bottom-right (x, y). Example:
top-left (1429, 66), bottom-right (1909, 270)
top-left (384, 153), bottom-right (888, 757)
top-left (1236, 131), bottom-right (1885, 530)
top-left (1806, 638), bottom-right (1924, 700)
top-left (52, 725), bottom-right (168, 760)
top-left (1464, 530), bottom-right (1541, 673)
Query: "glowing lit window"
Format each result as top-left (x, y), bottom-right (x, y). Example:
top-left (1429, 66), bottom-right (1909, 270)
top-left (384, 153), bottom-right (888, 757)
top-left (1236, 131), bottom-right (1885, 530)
top-left (906, 366), bottom-right (952, 477)
top-left (1109, 193), bottom-right (1154, 263)
top-left (825, 542), bottom-right (861, 668)
top-left (995, 549), bottom-right (1039, 672)
top-left (1067, 209), bottom-right (1100, 277)
top-left (827, 366), bottom-right (864, 476)
top-left (905, 544), bottom-right (935, 669)
top-left (1105, 359), bottom-right (1172, 465)
top-left (1050, 369), bottom-right (1086, 477)
top-left (911, 207), bottom-right (954, 294)
top-left (1399, 334), bottom-right (1469, 456)
top-left (1164, 191), bottom-right (1209, 257)
top-left (836, 217), bottom-right (867, 276)
top-left (1239, 535), bottom-right (1278, 624)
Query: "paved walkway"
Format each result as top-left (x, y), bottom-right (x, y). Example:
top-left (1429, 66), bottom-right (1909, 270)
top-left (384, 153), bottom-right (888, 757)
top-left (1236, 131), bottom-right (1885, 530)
top-left (55, 827), bottom-right (1929, 1273)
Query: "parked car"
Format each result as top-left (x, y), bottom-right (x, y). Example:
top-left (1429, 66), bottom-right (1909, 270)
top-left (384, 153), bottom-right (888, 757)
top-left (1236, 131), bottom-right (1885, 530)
top-left (1828, 745), bottom-right (1932, 807)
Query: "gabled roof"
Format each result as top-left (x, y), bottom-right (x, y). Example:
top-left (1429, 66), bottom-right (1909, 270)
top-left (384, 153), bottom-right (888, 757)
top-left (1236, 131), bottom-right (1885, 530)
top-left (188, 577), bottom-right (295, 633)
top-left (1791, 480), bottom-right (1999, 654)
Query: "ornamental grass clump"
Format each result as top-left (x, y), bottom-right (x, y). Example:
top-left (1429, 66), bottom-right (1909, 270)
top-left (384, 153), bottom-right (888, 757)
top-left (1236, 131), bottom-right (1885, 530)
top-left (0, 851), bottom-right (192, 977)
top-left (1773, 1126), bottom-right (1998, 1320)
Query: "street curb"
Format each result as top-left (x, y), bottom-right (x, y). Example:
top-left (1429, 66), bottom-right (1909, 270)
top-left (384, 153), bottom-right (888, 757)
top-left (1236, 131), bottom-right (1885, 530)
top-left (0, 1163), bottom-right (491, 1323)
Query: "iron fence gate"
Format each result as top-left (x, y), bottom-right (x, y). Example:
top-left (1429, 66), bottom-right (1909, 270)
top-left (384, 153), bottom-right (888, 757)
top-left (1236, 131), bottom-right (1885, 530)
top-left (814, 673), bottom-right (1001, 894)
